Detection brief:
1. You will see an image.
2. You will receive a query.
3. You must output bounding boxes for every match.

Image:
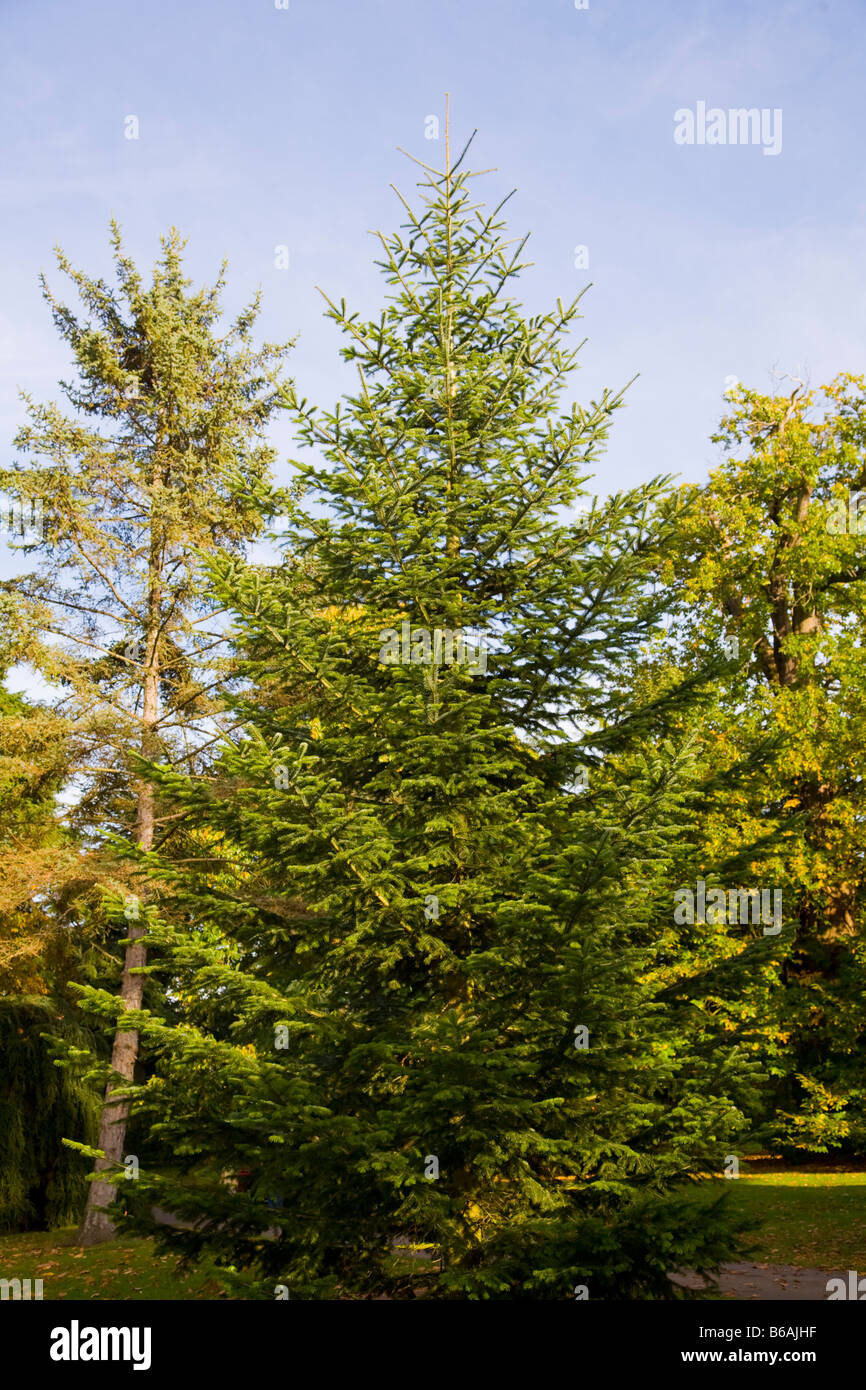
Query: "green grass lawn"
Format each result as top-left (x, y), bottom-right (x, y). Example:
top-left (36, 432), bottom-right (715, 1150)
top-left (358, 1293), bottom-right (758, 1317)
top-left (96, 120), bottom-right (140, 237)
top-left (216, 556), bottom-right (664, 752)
top-left (2, 1169), bottom-right (865, 1298)
top-left (0, 1227), bottom-right (229, 1300)
top-left (724, 1169), bottom-right (866, 1268)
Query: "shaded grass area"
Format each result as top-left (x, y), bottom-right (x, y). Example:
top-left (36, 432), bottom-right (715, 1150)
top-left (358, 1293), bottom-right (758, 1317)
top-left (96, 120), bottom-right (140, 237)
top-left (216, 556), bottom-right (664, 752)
top-left (1, 1170), bottom-right (865, 1299)
top-left (0, 1227), bottom-right (230, 1300)
top-left (723, 1169), bottom-right (866, 1268)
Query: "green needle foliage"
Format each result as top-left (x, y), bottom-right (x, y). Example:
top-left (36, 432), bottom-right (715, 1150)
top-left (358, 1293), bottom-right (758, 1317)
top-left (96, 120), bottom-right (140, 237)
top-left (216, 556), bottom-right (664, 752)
top-left (80, 127), bottom-right (755, 1298)
top-left (0, 225), bottom-right (292, 1242)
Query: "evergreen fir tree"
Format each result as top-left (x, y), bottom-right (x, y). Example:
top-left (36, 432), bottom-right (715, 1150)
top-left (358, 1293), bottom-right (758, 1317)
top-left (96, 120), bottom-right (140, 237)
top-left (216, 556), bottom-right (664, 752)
top-left (0, 227), bottom-right (292, 1242)
top-left (82, 117), bottom-right (755, 1297)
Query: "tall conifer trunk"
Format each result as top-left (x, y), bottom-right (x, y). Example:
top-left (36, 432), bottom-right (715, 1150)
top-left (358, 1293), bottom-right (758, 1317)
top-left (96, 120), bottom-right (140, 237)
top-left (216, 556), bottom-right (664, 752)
top-left (77, 560), bottom-right (160, 1245)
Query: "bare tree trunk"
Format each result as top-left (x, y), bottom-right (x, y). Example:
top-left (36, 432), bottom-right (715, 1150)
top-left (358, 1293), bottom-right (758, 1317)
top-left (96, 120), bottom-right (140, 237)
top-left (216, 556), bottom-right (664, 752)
top-left (77, 597), bottom-right (160, 1245)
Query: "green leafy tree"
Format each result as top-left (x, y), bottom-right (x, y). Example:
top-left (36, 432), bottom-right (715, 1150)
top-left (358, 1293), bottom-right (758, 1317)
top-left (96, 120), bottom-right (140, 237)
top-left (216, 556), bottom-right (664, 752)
top-left (0, 614), bottom-right (106, 1232)
top-left (659, 375), bottom-right (866, 1151)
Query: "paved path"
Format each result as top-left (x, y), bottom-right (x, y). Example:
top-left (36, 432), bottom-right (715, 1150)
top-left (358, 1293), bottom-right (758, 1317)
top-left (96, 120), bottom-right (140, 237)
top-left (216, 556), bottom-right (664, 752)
top-left (671, 1262), bottom-right (844, 1300)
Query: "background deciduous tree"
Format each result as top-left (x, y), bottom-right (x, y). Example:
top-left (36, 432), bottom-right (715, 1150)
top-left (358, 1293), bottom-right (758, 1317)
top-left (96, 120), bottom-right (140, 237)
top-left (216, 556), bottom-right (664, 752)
top-left (0, 612), bottom-right (106, 1232)
top-left (657, 375), bottom-right (866, 1152)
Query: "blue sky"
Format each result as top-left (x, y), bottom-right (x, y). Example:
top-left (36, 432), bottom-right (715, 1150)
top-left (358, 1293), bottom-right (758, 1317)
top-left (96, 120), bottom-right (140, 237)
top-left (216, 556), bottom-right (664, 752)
top-left (2, 0), bottom-right (865, 607)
